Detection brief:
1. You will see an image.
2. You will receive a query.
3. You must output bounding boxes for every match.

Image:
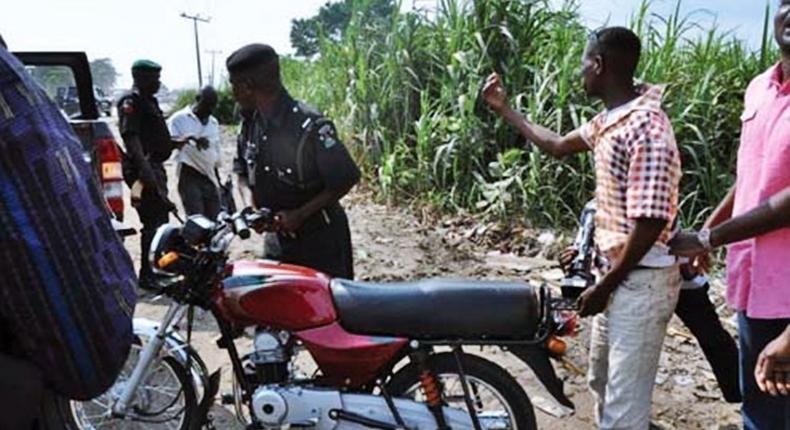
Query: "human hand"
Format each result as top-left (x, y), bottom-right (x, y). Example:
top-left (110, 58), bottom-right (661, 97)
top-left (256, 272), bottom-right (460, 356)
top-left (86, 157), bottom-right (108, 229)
top-left (559, 246), bottom-right (579, 272)
top-left (195, 137), bottom-right (210, 150)
top-left (481, 73), bottom-right (509, 113)
top-left (668, 231), bottom-right (707, 258)
top-left (273, 210), bottom-right (306, 234)
top-left (756, 328), bottom-right (790, 396)
top-left (130, 180), bottom-right (144, 208)
top-left (159, 194), bottom-right (177, 213)
top-left (172, 137), bottom-right (190, 149)
top-left (689, 253), bottom-right (711, 274)
top-left (578, 282), bottom-right (614, 317)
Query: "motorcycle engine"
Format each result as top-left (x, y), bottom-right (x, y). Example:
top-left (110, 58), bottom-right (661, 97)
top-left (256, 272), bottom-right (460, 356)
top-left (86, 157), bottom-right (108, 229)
top-left (250, 329), bottom-right (290, 384)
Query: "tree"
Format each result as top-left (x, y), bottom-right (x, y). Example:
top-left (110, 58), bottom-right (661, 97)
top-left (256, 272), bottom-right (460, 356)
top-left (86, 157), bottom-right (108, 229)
top-left (290, 0), bottom-right (396, 57)
top-left (28, 65), bottom-right (73, 98)
top-left (90, 58), bottom-right (118, 92)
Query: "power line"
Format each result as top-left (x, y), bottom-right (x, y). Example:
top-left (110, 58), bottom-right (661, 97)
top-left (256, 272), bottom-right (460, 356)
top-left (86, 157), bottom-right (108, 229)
top-left (180, 12), bottom-right (211, 88)
top-left (204, 49), bottom-right (223, 87)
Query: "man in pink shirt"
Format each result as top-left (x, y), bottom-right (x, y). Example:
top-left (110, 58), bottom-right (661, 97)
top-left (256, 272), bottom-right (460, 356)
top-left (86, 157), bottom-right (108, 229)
top-left (670, 1), bottom-right (790, 427)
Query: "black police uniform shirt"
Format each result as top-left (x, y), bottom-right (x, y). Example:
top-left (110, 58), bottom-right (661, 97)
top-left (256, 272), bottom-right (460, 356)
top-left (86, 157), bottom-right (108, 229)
top-left (240, 90), bottom-right (360, 213)
top-left (117, 89), bottom-right (173, 164)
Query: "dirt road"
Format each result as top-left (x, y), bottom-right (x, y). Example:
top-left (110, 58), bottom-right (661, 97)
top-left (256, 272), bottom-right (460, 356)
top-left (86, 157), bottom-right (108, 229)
top-left (124, 129), bottom-right (742, 429)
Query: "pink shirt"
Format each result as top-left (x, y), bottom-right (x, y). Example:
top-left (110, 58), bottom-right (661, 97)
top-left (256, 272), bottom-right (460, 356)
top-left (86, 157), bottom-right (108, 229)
top-left (727, 63), bottom-right (790, 318)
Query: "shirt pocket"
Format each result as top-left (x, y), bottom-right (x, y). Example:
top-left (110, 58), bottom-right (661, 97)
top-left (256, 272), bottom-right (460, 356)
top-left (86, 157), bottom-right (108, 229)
top-left (737, 107), bottom-right (760, 162)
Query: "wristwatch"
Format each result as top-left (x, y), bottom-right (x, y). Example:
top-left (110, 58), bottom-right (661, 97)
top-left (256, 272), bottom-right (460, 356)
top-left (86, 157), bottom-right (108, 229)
top-left (697, 228), bottom-right (714, 251)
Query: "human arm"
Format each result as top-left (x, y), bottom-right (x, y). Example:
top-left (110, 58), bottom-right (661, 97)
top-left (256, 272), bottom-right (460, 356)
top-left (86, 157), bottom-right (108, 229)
top-left (481, 73), bottom-right (589, 158)
top-left (578, 218), bottom-right (668, 316)
top-left (670, 186), bottom-right (790, 257)
top-left (710, 187), bottom-right (790, 246)
top-left (579, 123), bottom-right (679, 316)
top-left (275, 185), bottom-right (355, 233)
top-left (684, 186), bottom-right (736, 272)
top-left (274, 121), bottom-right (360, 233)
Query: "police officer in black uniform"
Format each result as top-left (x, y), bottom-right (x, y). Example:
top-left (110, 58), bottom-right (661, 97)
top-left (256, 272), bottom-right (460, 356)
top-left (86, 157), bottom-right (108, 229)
top-left (227, 44), bottom-right (360, 279)
top-left (118, 60), bottom-right (186, 287)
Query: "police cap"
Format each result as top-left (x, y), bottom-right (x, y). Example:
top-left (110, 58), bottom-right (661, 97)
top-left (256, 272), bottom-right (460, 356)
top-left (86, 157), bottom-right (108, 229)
top-left (226, 44), bottom-right (278, 74)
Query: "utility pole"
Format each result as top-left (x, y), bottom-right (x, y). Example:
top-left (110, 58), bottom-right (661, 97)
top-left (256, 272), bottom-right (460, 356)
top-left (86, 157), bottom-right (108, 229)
top-left (180, 12), bottom-right (211, 88)
top-left (204, 49), bottom-right (223, 87)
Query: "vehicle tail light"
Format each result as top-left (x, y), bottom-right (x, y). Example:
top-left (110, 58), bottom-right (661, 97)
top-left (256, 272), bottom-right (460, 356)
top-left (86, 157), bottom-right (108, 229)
top-left (95, 137), bottom-right (125, 218)
top-left (554, 311), bottom-right (578, 337)
top-left (101, 161), bottom-right (123, 181)
top-left (546, 335), bottom-right (568, 358)
top-left (103, 182), bottom-right (124, 213)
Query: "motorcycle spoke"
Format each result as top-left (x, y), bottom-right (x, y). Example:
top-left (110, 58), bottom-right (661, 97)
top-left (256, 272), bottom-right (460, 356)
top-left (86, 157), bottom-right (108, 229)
top-left (71, 365), bottom-right (187, 430)
top-left (141, 384), bottom-right (181, 396)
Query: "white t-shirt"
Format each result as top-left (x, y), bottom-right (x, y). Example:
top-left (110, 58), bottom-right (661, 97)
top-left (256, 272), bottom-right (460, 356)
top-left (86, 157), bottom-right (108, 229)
top-left (167, 106), bottom-right (221, 184)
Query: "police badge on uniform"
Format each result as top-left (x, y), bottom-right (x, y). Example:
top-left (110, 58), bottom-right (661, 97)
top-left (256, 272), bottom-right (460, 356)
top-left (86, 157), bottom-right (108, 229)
top-left (318, 123), bottom-right (338, 149)
top-left (121, 98), bottom-right (135, 114)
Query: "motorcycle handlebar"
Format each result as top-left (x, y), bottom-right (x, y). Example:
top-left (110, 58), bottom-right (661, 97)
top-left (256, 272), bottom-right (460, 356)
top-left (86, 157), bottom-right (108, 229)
top-left (220, 207), bottom-right (275, 236)
top-left (232, 212), bottom-right (251, 240)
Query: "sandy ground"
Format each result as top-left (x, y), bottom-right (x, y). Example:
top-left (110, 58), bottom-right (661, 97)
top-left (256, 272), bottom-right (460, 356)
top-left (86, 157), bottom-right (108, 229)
top-left (121, 127), bottom-right (743, 429)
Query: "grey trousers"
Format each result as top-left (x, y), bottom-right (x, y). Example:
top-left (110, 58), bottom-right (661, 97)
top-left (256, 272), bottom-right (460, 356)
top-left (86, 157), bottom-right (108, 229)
top-left (588, 266), bottom-right (681, 430)
top-left (178, 164), bottom-right (220, 220)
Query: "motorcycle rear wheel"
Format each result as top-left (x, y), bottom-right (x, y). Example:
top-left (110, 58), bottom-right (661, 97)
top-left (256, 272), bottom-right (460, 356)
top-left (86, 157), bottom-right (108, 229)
top-left (387, 352), bottom-right (537, 430)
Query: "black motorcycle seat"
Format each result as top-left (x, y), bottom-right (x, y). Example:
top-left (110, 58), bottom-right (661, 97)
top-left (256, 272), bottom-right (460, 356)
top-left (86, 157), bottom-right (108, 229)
top-left (331, 278), bottom-right (541, 340)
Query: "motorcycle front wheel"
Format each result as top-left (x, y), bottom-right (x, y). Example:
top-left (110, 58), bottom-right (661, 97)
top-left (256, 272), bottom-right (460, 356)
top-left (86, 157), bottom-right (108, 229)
top-left (42, 344), bottom-right (197, 430)
top-left (387, 352), bottom-right (537, 430)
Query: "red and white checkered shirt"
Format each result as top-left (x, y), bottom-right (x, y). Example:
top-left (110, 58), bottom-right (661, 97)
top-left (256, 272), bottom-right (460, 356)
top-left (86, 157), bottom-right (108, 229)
top-left (580, 84), bottom-right (682, 260)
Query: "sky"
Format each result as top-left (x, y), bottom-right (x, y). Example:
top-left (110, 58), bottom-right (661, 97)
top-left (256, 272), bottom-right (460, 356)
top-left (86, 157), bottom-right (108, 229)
top-left (0, 0), bottom-right (774, 90)
top-left (568, 0), bottom-right (771, 48)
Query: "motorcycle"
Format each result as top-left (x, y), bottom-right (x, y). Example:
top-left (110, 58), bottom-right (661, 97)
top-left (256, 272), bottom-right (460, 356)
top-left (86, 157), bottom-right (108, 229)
top-left (63, 207), bottom-right (579, 429)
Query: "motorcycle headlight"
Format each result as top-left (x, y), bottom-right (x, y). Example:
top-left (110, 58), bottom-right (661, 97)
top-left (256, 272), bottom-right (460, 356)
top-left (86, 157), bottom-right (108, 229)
top-left (181, 215), bottom-right (217, 247)
top-left (149, 224), bottom-right (191, 276)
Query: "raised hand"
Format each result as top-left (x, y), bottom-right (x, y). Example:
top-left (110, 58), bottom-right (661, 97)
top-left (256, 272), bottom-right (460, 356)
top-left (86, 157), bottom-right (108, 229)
top-left (481, 73), bottom-right (509, 113)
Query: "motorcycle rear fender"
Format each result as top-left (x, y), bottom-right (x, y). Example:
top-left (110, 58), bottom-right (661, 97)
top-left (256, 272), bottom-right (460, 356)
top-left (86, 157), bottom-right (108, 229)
top-left (509, 344), bottom-right (575, 410)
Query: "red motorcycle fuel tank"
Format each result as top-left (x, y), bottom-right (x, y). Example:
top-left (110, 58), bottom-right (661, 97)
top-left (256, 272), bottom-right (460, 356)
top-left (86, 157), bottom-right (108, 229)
top-left (216, 260), bottom-right (337, 331)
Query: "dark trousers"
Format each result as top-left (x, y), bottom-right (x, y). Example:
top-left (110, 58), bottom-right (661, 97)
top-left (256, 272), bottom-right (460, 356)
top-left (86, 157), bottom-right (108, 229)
top-left (0, 353), bottom-right (44, 429)
top-left (136, 167), bottom-right (169, 281)
top-left (738, 312), bottom-right (790, 430)
top-left (268, 206), bottom-right (354, 279)
top-left (177, 164), bottom-right (220, 220)
top-left (675, 285), bottom-right (742, 403)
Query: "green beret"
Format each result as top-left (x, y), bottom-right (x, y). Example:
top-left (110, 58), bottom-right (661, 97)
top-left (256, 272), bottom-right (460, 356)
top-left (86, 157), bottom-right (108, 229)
top-left (131, 59), bottom-right (161, 73)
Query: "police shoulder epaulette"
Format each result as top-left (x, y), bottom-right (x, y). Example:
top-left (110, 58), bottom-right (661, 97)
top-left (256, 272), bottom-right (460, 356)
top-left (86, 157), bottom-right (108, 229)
top-left (296, 101), bottom-right (322, 118)
top-left (119, 94), bottom-right (138, 115)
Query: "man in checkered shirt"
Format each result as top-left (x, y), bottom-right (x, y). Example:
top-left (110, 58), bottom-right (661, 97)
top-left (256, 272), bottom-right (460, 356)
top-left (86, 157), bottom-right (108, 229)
top-left (484, 27), bottom-right (682, 429)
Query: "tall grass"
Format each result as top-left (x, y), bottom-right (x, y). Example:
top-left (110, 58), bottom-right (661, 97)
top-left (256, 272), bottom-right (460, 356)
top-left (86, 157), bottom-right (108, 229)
top-left (281, 0), bottom-right (773, 228)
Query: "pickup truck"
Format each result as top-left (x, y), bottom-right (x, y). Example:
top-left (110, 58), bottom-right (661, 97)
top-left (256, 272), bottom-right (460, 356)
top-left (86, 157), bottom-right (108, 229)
top-left (15, 51), bottom-right (125, 220)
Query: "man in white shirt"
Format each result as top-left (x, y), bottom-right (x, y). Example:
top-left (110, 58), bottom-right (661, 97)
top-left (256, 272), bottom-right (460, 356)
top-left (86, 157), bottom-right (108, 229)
top-left (168, 86), bottom-right (222, 219)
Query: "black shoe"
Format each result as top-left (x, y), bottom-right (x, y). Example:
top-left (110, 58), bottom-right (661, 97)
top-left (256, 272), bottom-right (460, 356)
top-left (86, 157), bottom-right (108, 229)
top-left (138, 275), bottom-right (161, 292)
